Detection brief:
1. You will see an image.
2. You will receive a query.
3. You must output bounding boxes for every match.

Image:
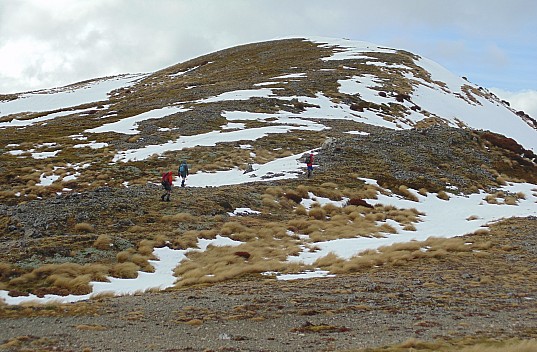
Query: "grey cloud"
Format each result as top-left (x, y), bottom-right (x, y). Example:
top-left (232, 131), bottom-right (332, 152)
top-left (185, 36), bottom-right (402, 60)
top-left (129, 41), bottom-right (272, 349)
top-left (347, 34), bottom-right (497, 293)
top-left (0, 0), bottom-right (536, 93)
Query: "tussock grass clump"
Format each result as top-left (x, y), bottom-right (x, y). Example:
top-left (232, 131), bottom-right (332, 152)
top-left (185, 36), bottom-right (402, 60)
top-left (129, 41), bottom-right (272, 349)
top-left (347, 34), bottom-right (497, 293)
top-left (308, 207), bottom-right (326, 220)
top-left (436, 190), bottom-right (450, 200)
top-left (504, 196), bottom-right (518, 205)
top-left (127, 225), bottom-right (146, 233)
top-left (261, 194), bottom-right (280, 208)
top-left (45, 273), bottom-right (92, 295)
top-left (283, 190), bottom-right (303, 204)
top-left (5, 262), bottom-right (110, 296)
top-left (161, 212), bottom-right (196, 223)
top-left (220, 221), bottom-right (249, 236)
top-left (308, 185), bottom-right (344, 201)
top-left (111, 262), bottom-right (140, 279)
top-left (173, 233), bottom-right (305, 287)
top-left (319, 236), bottom-right (486, 274)
top-left (397, 185), bottom-right (419, 201)
top-left (171, 230), bottom-right (202, 249)
top-left (93, 234), bottom-right (112, 250)
top-left (74, 222), bottom-right (94, 233)
top-left (294, 204), bottom-right (308, 215)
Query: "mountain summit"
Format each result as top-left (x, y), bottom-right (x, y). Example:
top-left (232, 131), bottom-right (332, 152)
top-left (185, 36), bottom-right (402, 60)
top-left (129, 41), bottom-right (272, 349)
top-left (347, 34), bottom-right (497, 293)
top-left (0, 38), bottom-right (536, 305)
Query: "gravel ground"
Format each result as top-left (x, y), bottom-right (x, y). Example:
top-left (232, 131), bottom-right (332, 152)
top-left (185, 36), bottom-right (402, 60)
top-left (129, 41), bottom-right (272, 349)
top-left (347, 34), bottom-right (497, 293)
top-left (1, 217), bottom-right (536, 352)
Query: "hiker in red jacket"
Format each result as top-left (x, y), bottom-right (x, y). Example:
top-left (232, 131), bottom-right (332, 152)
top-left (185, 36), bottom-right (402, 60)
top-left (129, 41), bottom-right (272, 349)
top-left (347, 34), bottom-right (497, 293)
top-left (306, 153), bottom-right (314, 178)
top-left (161, 171), bottom-right (173, 201)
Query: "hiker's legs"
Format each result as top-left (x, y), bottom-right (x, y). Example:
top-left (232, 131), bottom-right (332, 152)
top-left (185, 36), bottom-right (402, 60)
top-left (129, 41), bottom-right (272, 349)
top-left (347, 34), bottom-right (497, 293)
top-left (162, 183), bottom-right (171, 201)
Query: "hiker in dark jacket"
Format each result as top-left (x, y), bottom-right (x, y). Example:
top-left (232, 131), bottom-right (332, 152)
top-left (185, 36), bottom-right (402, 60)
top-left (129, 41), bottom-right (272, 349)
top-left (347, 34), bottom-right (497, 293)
top-left (161, 171), bottom-right (173, 201)
top-left (178, 160), bottom-right (189, 187)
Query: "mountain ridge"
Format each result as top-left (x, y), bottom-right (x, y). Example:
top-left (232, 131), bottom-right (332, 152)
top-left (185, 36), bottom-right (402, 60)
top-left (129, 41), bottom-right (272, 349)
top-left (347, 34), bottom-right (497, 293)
top-left (0, 36), bottom-right (536, 302)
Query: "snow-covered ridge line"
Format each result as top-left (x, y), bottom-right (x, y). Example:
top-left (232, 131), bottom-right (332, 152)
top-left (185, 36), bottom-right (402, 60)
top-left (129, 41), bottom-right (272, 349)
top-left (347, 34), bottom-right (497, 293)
top-left (0, 74), bottom-right (147, 118)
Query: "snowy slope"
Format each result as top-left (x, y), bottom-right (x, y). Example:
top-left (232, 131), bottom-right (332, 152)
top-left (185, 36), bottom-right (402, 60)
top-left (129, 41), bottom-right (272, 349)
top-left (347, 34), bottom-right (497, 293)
top-left (0, 37), bottom-right (535, 305)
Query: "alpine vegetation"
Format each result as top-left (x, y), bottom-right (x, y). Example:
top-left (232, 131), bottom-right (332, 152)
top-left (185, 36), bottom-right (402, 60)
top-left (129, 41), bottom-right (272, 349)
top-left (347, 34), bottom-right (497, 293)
top-left (0, 37), bottom-right (535, 313)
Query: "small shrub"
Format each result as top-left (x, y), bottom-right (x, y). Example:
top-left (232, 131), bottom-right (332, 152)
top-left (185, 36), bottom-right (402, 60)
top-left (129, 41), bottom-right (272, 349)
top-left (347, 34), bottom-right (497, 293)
top-left (346, 198), bottom-right (373, 208)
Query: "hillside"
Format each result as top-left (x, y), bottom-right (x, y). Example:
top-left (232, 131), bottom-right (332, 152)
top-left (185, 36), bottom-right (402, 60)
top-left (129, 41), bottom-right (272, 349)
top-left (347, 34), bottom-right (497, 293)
top-left (0, 37), bottom-right (536, 351)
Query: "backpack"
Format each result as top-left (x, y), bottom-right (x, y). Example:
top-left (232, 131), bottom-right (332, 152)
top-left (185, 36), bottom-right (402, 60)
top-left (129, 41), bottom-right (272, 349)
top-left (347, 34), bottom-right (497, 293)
top-left (304, 156), bottom-right (309, 164)
top-left (161, 172), bottom-right (171, 186)
top-left (179, 164), bottom-right (186, 173)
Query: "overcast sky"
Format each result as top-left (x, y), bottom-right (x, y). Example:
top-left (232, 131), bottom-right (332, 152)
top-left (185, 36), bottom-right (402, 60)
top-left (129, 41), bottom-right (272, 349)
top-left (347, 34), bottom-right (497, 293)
top-left (0, 0), bottom-right (536, 115)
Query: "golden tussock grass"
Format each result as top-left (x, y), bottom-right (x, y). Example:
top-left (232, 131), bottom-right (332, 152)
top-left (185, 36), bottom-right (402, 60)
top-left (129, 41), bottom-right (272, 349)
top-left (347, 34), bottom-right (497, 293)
top-left (504, 196), bottom-right (518, 205)
top-left (81, 263), bottom-right (109, 282)
top-left (295, 185), bottom-right (310, 198)
top-left (173, 241), bottom-right (301, 286)
top-left (161, 212), bottom-right (196, 223)
top-left (137, 240), bottom-right (156, 258)
top-left (111, 262), bottom-right (140, 279)
top-left (473, 228), bottom-right (490, 235)
top-left (127, 225), bottom-right (146, 233)
top-left (228, 230), bottom-right (256, 242)
top-left (312, 252), bottom-right (343, 268)
top-left (321, 236), bottom-right (486, 274)
top-left (116, 249), bottom-right (135, 263)
top-left (496, 176), bottom-right (507, 185)
top-left (287, 217), bottom-right (313, 232)
top-left (516, 191), bottom-right (526, 199)
top-left (397, 185), bottom-right (419, 201)
top-left (93, 234), bottom-right (112, 250)
top-left (44, 273), bottom-right (92, 295)
top-left (257, 224), bottom-right (288, 239)
top-left (308, 186), bottom-right (344, 201)
top-left (130, 254), bottom-right (154, 272)
top-left (308, 207), bottom-right (326, 220)
top-left (264, 186), bottom-right (284, 197)
top-left (74, 222), bottom-right (94, 233)
top-left (402, 223), bottom-right (416, 231)
top-left (322, 203), bottom-right (341, 216)
top-left (261, 194), bottom-right (280, 208)
top-left (171, 231), bottom-right (200, 249)
top-left (436, 190), bottom-right (450, 200)
top-left (320, 182), bottom-right (338, 189)
top-left (6, 261), bottom-right (114, 295)
top-left (484, 194), bottom-right (498, 204)
top-left (294, 204), bottom-right (308, 215)
top-left (185, 318), bottom-right (203, 326)
top-left (220, 221), bottom-right (249, 236)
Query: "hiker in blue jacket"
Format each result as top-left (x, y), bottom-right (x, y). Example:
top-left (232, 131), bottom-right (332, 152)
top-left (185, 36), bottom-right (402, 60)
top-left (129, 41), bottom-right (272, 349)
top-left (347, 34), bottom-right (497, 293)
top-left (178, 160), bottom-right (189, 187)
